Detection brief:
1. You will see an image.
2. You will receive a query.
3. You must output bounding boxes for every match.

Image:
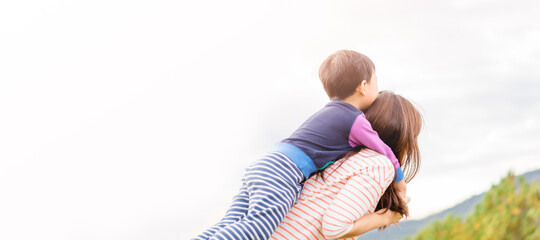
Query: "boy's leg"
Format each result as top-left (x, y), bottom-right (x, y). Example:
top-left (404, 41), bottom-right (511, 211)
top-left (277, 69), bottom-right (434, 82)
top-left (210, 152), bottom-right (304, 240)
top-left (193, 178), bottom-right (250, 240)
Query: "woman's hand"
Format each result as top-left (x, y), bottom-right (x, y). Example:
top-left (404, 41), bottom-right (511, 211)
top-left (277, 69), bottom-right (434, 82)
top-left (338, 196), bottom-right (411, 239)
top-left (378, 196), bottom-right (411, 226)
top-left (377, 209), bottom-right (403, 226)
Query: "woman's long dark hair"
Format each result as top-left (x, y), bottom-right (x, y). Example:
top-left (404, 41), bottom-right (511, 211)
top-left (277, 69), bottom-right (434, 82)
top-left (324, 91), bottom-right (422, 228)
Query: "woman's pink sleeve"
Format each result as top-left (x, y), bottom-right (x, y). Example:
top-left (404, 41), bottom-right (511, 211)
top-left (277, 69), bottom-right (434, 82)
top-left (321, 163), bottom-right (394, 239)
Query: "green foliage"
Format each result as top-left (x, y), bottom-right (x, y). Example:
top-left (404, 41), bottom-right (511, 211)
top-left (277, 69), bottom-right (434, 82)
top-left (406, 172), bottom-right (540, 240)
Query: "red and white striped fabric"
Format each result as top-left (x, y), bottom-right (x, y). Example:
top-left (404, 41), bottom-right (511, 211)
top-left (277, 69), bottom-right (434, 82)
top-left (270, 148), bottom-right (395, 240)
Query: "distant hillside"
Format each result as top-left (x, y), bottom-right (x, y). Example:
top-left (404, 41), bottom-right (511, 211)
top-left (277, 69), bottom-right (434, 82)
top-left (407, 171), bottom-right (540, 239)
top-left (358, 169), bottom-right (540, 240)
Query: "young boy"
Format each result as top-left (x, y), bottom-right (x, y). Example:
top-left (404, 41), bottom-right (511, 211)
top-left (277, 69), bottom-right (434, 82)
top-left (194, 50), bottom-right (406, 240)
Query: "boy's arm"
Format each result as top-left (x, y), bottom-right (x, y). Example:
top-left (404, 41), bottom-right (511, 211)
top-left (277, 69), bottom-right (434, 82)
top-left (348, 113), bottom-right (404, 182)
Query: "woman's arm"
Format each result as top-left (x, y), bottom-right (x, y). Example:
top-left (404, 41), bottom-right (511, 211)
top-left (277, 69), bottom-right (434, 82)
top-left (321, 158), bottom-right (395, 240)
top-left (339, 209), bottom-right (402, 238)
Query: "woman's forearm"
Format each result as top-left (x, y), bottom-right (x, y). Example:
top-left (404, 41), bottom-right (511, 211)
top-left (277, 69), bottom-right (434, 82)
top-left (339, 211), bottom-right (393, 239)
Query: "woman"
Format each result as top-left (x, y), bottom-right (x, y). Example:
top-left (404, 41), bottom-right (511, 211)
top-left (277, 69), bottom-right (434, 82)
top-left (270, 91), bottom-right (422, 239)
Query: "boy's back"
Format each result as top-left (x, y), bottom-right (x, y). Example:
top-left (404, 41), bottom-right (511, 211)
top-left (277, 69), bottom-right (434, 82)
top-left (283, 100), bottom-right (363, 170)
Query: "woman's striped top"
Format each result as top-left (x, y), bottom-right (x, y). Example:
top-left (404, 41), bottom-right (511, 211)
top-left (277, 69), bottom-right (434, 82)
top-left (270, 148), bottom-right (395, 240)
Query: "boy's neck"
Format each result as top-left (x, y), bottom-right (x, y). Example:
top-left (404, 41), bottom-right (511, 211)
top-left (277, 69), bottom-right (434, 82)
top-left (341, 93), bottom-right (366, 111)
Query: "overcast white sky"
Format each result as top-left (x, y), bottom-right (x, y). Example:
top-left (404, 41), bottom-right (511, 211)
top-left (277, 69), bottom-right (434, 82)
top-left (1, 0), bottom-right (540, 239)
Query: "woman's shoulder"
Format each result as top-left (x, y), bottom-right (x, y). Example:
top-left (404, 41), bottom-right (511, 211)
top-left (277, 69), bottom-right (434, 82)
top-left (341, 149), bottom-right (395, 184)
top-left (344, 148), bottom-right (394, 169)
top-left (313, 148), bottom-right (395, 187)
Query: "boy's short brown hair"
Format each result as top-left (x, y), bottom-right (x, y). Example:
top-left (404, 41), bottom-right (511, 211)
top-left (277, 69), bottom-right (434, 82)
top-left (319, 50), bottom-right (375, 100)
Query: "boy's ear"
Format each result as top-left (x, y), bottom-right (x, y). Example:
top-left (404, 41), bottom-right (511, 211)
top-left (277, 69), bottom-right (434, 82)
top-left (356, 80), bottom-right (367, 96)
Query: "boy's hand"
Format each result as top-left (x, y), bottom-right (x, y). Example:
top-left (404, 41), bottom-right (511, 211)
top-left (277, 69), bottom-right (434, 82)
top-left (395, 180), bottom-right (407, 199)
top-left (401, 196), bottom-right (411, 220)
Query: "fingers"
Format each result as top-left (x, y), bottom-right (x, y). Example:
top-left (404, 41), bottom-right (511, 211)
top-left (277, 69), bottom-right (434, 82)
top-left (393, 212), bottom-right (403, 224)
top-left (398, 190), bottom-right (406, 200)
top-left (403, 196), bottom-right (411, 203)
